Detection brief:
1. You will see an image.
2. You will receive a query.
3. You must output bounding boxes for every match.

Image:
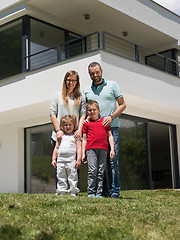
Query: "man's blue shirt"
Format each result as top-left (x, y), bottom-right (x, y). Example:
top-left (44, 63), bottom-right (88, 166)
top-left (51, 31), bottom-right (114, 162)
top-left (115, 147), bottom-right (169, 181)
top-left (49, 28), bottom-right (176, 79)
top-left (83, 79), bottom-right (123, 127)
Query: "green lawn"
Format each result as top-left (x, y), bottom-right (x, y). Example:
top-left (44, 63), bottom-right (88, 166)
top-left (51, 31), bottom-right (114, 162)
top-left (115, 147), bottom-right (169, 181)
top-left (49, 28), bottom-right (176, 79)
top-left (0, 190), bottom-right (180, 240)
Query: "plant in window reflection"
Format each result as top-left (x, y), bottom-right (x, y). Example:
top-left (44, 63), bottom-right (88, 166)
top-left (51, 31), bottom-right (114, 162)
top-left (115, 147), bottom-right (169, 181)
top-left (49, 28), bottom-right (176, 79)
top-left (119, 122), bottom-right (148, 190)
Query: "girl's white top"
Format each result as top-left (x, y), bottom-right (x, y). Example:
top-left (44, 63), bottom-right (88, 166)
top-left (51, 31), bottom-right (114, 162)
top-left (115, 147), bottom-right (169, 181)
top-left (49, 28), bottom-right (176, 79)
top-left (57, 135), bottom-right (76, 163)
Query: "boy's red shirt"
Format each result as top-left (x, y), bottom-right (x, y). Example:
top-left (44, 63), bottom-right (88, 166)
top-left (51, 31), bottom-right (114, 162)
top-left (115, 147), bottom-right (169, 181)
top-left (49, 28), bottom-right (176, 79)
top-left (83, 117), bottom-right (111, 151)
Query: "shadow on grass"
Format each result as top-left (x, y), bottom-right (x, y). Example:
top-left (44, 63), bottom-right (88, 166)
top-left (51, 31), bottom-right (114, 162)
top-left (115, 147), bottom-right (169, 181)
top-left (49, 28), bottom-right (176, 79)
top-left (0, 225), bottom-right (22, 240)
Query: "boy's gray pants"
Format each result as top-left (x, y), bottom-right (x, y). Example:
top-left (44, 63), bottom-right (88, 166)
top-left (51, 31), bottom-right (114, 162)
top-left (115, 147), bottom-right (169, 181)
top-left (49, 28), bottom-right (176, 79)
top-left (86, 148), bottom-right (107, 195)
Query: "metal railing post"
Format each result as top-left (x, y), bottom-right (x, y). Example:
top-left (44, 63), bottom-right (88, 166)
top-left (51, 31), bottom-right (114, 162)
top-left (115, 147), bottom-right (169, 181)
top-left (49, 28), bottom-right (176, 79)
top-left (164, 57), bottom-right (168, 73)
top-left (57, 45), bottom-right (61, 62)
top-left (97, 32), bottom-right (100, 49)
top-left (102, 31), bottom-right (105, 50)
top-left (135, 44), bottom-right (139, 62)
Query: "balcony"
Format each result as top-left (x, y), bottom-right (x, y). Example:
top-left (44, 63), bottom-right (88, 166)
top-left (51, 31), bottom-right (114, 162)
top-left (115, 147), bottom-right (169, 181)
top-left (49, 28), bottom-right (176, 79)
top-left (23, 31), bottom-right (180, 78)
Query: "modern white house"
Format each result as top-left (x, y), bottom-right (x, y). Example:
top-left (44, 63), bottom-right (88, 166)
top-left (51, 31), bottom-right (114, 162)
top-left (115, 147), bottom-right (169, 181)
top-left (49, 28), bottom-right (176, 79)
top-left (0, 0), bottom-right (180, 193)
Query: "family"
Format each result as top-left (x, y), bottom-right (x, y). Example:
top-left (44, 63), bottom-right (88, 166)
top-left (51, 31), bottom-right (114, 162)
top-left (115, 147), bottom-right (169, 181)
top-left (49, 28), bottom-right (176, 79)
top-left (50, 62), bottom-right (126, 198)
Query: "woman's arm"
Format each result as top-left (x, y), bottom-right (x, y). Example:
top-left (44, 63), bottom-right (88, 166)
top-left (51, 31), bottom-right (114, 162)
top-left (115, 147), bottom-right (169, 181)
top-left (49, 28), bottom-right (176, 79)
top-left (74, 139), bottom-right (82, 169)
top-left (82, 133), bottom-right (87, 163)
top-left (50, 115), bottom-right (64, 140)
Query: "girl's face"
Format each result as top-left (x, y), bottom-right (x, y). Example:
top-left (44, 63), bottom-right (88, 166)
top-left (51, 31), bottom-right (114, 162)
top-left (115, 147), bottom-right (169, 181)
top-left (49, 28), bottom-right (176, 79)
top-left (66, 74), bottom-right (78, 93)
top-left (63, 120), bottom-right (74, 135)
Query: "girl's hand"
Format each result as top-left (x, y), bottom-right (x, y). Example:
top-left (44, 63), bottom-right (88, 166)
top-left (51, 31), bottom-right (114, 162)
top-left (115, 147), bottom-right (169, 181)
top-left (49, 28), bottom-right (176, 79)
top-left (74, 160), bottom-right (81, 169)
top-left (83, 116), bottom-right (90, 124)
top-left (110, 151), bottom-right (115, 160)
top-left (51, 159), bottom-right (57, 168)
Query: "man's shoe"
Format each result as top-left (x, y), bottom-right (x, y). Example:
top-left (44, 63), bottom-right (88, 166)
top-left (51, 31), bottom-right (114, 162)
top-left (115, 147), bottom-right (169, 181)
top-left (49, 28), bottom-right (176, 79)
top-left (96, 194), bottom-right (103, 198)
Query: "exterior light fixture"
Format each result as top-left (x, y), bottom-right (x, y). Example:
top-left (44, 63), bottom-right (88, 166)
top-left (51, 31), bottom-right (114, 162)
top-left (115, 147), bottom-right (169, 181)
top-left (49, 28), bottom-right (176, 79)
top-left (122, 31), bottom-right (128, 37)
top-left (84, 14), bottom-right (90, 20)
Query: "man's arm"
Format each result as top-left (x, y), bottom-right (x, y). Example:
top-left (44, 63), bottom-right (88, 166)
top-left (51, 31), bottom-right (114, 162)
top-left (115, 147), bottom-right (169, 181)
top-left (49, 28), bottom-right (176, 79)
top-left (103, 96), bottom-right (126, 127)
top-left (107, 131), bottom-right (115, 160)
top-left (82, 133), bottom-right (87, 163)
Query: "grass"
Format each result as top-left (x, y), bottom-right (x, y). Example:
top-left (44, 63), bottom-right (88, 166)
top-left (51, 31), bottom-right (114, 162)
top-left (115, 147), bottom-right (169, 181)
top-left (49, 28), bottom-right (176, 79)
top-left (0, 190), bottom-right (180, 240)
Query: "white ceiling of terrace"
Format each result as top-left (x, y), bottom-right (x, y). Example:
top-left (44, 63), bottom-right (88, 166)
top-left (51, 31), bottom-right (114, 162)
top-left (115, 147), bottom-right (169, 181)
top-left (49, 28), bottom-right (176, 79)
top-left (27, 0), bottom-right (177, 51)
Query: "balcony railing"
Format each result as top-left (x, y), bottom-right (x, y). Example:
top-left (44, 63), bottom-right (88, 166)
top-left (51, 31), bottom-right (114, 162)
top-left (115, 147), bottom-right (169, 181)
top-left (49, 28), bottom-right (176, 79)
top-left (24, 31), bottom-right (180, 78)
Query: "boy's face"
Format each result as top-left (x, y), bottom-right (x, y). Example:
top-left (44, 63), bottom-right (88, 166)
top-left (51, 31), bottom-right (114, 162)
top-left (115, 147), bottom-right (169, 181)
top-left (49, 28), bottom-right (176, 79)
top-left (63, 120), bottom-right (74, 135)
top-left (87, 104), bottom-right (100, 120)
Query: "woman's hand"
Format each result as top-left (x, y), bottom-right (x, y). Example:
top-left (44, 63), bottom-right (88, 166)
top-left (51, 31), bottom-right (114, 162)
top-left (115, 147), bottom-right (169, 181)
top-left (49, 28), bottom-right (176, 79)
top-left (56, 129), bottom-right (64, 140)
top-left (74, 129), bottom-right (82, 139)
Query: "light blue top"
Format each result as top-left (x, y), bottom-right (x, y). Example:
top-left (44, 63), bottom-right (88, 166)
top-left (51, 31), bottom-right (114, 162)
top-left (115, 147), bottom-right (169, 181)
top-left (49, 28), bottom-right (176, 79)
top-left (83, 79), bottom-right (123, 128)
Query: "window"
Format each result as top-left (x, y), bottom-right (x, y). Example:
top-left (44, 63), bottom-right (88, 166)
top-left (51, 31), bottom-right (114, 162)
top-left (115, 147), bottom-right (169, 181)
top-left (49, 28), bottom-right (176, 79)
top-left (0, 20), bottom-right (22, 80)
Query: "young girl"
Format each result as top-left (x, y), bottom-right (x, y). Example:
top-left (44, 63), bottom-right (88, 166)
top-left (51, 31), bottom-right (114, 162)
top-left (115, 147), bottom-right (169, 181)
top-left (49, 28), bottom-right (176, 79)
top-left (51, 115), bottom-right (82, 196)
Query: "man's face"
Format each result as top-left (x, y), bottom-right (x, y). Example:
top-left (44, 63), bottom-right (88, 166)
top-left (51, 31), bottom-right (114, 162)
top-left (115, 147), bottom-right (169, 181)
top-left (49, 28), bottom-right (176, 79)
top-left (89, 65), bottom-right (103, 86)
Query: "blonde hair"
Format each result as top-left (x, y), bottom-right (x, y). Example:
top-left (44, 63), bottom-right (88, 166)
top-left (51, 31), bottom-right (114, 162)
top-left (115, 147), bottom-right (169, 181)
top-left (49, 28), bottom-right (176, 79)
top-left (86, 100), bottom-right (99, 111)
top-left (60, 115), bottom-right (78, 133)
top-left (62, 70), bottom-right (81, 108)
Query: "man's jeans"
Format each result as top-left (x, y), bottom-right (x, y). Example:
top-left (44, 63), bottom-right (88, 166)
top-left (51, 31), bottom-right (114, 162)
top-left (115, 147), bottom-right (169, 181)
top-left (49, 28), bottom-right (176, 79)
top-left (103, 127), bottom-right (120, 197)
top-left (110, 127), bottom-right (120, 197)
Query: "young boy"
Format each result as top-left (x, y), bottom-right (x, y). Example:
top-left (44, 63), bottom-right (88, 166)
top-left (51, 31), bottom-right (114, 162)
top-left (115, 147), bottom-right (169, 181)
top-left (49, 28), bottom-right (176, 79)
top-left (82, 100), bottom-right (115, 198)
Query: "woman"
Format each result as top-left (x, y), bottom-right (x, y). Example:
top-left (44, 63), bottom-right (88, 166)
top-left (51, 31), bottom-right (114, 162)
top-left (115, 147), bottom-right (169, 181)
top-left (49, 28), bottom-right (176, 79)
top-left (50, 70), bottom-right (86, 191)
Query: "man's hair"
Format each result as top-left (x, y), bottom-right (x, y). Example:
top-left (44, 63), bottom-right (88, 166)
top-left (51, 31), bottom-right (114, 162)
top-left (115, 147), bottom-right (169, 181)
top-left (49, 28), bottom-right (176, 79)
top-left (60, 115), bottom-right (78, 132)
top-left (86, 100), bottom-right (99, 110)
top-left (88, 62), bottom-right (102, 72)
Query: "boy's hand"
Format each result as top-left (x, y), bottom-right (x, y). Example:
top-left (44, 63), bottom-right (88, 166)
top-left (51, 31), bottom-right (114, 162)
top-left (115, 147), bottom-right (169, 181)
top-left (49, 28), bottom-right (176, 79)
top-left (74, 160), bottom-right (81, 169)
top-left (51, 159), bottom-right (57, 168)
top-left (82, 154), bottom-right (87, 164)
top-left (110, 151), bottom-right (115, 160)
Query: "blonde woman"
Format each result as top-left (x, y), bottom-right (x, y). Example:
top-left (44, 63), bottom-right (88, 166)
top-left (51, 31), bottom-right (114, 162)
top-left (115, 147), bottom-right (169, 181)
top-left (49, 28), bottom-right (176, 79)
top-left (50, 70), bottom-right (86, 191)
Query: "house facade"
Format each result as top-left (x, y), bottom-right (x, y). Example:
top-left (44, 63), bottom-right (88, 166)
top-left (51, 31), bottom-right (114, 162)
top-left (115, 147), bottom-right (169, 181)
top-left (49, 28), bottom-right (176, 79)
top-left (0, 0), bottom-right (180, 193)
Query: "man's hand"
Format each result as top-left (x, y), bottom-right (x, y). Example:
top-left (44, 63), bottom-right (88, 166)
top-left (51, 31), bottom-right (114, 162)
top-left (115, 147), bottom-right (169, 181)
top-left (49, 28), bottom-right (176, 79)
top-left (102, 116), bottom-right (112, 127)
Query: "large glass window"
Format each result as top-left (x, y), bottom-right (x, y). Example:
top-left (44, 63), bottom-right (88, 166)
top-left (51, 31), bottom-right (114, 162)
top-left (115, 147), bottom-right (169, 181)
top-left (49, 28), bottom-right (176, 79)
top-left (30, 19), bottom-right (66, 70)
top-left (25, 117), bottom-right (178, 193)
top-left (25, 125), bottom-right (55, 193)
top-left (0, 20), bottom-right (22, 80)
top-left (119, 117), bottom-right (149, 190)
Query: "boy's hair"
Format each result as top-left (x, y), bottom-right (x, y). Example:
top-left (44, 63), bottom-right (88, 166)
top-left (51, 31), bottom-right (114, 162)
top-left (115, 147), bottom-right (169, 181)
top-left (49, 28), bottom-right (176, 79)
top-left (86, 100), bottom-right (99, 110)
top-left (60, 115), bottom-right (78, 132)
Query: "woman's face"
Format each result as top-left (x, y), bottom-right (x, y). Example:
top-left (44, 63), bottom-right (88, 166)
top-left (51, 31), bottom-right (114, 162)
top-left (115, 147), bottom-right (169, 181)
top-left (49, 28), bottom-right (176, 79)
top-left (66, 74), bottom-right (78, 92)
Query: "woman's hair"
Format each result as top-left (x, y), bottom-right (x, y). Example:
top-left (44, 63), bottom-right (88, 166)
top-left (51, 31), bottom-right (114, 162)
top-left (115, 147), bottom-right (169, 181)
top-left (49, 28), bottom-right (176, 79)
top-left (60, 115), bottom-right (78, 133)
top-left (62, 70), bottom-right (81, 108)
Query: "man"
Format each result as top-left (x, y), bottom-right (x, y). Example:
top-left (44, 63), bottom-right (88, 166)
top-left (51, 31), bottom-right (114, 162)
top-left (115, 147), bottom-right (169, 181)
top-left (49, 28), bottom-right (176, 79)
top-left (83, 62), bottom-right (126, 198)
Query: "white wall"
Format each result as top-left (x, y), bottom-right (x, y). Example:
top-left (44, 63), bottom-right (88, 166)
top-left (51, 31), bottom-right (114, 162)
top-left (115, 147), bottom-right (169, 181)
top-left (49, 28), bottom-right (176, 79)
top-left (0, 124), bottom-right (24, 193)
top-left (1, 51), bottom-right (180, 193)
